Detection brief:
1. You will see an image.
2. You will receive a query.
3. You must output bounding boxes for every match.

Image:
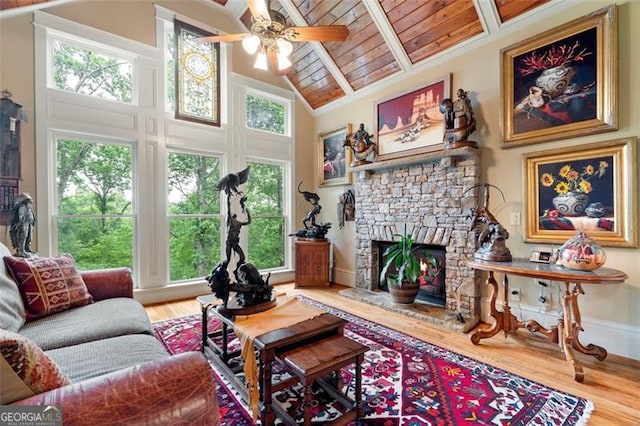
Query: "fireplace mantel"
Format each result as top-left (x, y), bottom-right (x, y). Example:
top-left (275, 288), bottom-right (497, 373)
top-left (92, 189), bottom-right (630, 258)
top-left (349, 146), bottom-right (479, 174)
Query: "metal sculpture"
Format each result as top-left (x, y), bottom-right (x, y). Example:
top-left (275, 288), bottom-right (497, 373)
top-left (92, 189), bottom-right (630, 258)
top-left (465, 184), bottom-right (512, 262)
top-left (206, 167), bottom-right (273, 308)
top-left (9, 192), bottom-right (37, 258)
top-left (290, 181), bottom-right (331, 240)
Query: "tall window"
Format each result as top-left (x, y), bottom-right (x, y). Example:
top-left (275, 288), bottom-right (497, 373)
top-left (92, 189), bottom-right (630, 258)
top-left (37, 9), bottom-right (294, 292)
top-left (56, 138), bottom-right (133, 270)
top-left (246, 93), bottom-right (286, 135)
top-left (167, 152), bottom-right (221, 281)
top-left (52, 38), bottom-right (133, 103)
top-left (246, 161), bottom-right (286, 270)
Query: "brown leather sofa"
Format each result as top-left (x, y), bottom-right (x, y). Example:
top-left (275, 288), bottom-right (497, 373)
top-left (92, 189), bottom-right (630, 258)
top-left (1, 243), bottom-right (220, 425)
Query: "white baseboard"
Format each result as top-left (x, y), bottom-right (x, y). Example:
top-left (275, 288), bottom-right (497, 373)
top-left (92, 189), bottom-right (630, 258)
top-left (493, 300), bottom-right (640, 360)
top-left (333, 267), bottom-right (355, 287)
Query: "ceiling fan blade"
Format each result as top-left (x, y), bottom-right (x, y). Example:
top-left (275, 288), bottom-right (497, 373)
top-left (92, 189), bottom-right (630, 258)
top-left (247, 0), bottom-right (270, 21)
top-left (195, 33), bottom-right (250, 43)
top-left (267, 50), bottom-right (289, 76)
top-left (289, 26), bottom-right (349, 42)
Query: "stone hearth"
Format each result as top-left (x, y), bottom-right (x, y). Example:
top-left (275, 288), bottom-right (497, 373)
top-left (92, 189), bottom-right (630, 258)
top-left (339, 148), bottom-right (481, 332)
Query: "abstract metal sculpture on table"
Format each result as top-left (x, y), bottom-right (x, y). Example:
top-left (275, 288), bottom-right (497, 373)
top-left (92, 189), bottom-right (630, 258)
top-left (206, 166), bottom-right (273, 308)
top-left (9, 192), bottom-right (37, 258)
top-left (439, 88), bottom-right (478, 150)
top-left (465, 183), bottom-right (512, 262)
top-left (343, 123), bottom-right (377, 167)
top-left (290, 181), bottom-right (331, 240)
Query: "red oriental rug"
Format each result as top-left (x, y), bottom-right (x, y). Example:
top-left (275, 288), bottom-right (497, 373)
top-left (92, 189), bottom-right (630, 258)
top-left (153, 296), bottom-right (593, 425)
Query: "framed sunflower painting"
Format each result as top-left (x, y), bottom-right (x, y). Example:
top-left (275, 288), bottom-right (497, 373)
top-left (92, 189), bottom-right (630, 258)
top-left (523, 137), bottom-right (637, 247)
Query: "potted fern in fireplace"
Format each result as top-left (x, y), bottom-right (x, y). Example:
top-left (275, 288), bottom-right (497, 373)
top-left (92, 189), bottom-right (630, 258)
top-left (380, 229), bottom-right (421, 304)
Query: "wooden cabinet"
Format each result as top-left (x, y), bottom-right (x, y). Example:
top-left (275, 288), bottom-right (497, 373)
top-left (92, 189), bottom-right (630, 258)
top-left (295, 239), bottom-right (330, 288)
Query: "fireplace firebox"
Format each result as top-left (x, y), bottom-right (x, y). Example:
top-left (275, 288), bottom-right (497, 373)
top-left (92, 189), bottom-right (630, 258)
top-left (376, 241), bottom-right (446, 307)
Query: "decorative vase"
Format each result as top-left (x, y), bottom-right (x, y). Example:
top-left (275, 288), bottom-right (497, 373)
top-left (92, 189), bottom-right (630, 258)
top-left (535, 65), bottom-right (576, 98)
top-left (557, 231), bottom-right (606, 271)
top-left (585, 202), bottom-right (607, 218)
top-left (388, 281), bottom-right (420, 304)
top-left (552, 192), bottom-right (589, 216)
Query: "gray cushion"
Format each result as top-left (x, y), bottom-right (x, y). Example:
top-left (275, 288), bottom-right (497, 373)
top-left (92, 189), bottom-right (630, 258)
top-left (46, 334), bottom-right (168, 382)
top-left (19, 298), bottom-right (154, 351)
top-left (0, 243), bottom-right (26, 332)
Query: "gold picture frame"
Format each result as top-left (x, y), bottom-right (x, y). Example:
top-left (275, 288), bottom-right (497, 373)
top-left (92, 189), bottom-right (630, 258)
top-left (523, 137), bottom-right (637, 247)
top-left (318, 124), bottom-right (352, 187)
top-left (500, 5), bottom-right (617, 148)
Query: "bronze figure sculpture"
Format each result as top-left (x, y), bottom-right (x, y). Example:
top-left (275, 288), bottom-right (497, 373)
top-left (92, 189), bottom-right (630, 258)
top-left (343, 123), bottom-right (377, 167)
top-left (439, 88), bottom-right (478, 150)
top-left (206, 167), bottom-right (273, 308)
top-left (465, 184), bottom-right (512, 262)
top-left (9, 192), bottom-right (37, 258)
top-left (290, 181), bottom-right (331, 240)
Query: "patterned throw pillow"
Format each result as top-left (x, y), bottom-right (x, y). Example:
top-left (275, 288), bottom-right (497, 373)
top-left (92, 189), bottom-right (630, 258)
top-left (3, 255), bottom-right (93, 320)
top-left (0, 329), bottom-right (70, 403)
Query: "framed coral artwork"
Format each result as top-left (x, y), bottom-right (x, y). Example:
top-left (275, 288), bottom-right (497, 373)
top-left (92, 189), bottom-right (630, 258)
top-left (523, 138), bottom-right (637, 247)
top-left (375, 74), bottom-right (451, 161)
top-left (500, 5), bottom-right (617, 148)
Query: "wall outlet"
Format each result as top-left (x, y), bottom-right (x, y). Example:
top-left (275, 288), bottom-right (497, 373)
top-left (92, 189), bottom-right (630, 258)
top-left (510, 212), bottom-right (521, 226)
top-left (510, 288), bottom-right (521, 302)
top-left (539, 292), bottom-right (551, 311)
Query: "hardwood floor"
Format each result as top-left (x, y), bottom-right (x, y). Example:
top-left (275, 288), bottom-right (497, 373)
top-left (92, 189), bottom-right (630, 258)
top-left (145, 283), bottom-right (640, 425)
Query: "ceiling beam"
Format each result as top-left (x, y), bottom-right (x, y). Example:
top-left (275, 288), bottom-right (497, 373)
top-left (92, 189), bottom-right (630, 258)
top-left (362, 0), bottom-right (412, 72)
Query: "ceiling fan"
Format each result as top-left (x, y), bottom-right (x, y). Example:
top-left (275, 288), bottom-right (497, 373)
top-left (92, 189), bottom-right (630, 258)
top-left (197, 0), bottom-right (349, 74)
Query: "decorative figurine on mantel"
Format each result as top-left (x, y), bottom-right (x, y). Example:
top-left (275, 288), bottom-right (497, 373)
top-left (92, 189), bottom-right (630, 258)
top-left (466, 183), bottom-right (512, 262)
top-left (206, 166), bottom-right (273, 309)
top-left (439, 88), bottom-right (479, 150)
top-left (9, 192), bottom-right (37, 258)
top-left (343, 123), bottom-right (377, 167)
top-left (290, 181), bottom-right (331, 240)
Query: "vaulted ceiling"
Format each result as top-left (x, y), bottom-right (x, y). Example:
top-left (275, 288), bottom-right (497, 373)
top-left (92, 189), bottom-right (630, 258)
top-left (1, 0), bottom-right (551, 111)
top-left (232, 0), bottom-right (551, 111)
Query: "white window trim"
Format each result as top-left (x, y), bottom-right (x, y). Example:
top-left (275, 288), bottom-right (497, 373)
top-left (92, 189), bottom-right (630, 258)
top-left (34, 8), bottom-right (296, 301)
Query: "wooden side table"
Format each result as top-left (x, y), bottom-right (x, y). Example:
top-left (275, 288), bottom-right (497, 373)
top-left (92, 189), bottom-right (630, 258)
top-left (464, 257), bottom-right (627, 382)
top-left (295, 238), bottom-right (330, 287)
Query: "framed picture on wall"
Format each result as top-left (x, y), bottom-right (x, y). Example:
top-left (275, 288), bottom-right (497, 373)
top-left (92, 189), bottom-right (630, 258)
top-left (500, 5), bottom-right (617, 148)
top-left (374, 74), bottom-right (451, 161)
top-left (523, 137), bottom-right (637, 247)
top-left (317, 124), bottom-right (352, 187)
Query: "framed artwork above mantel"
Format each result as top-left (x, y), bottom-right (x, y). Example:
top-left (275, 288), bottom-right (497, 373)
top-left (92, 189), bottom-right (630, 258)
top-left (500, 5), bottom-right (617, 148)
top-left (374, 74), bottom-right (451, 161)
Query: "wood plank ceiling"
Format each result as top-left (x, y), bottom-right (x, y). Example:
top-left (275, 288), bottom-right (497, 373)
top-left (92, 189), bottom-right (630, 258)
top-left (238, 0), bottom-right (550, 110)
top-left (1, 0), bottom-right (550, 111)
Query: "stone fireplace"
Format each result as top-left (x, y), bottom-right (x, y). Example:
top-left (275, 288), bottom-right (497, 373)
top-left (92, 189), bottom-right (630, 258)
top-left (339, 148), bottom-right (481, 332)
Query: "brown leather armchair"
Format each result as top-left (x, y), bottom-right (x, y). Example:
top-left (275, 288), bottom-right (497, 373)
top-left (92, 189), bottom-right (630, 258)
top-left (13, 352), bottom-right (220, 426)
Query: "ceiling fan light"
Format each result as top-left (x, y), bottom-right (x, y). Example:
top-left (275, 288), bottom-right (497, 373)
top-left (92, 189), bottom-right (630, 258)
top-left (277, 53), bottom-right (292, 70)
top-left (242, 35), bottom-right (261, 55)
top-left (254, 51), bottom-right (269, 71)
top-left (276, 38), bottom-right (293, 56)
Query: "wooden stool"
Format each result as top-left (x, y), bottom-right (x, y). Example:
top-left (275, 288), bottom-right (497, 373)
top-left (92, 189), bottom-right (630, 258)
top-left (276, 334), bottom-right (368, 425)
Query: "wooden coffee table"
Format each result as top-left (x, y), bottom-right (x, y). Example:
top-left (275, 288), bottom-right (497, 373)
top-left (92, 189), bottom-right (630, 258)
top-left (197, 294), bottom-right (348, 425)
